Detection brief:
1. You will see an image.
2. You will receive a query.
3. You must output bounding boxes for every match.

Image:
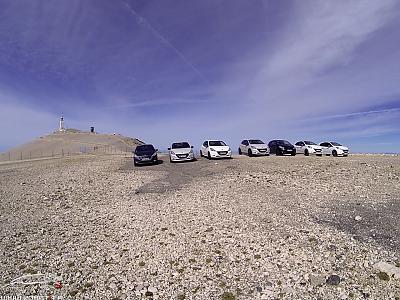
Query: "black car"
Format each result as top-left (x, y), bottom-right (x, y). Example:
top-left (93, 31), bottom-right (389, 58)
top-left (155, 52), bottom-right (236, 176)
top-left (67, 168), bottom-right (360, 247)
top-left (268, 140), bottom-right (296, 156)
top-left (133, 144), bottom-right (158, 166)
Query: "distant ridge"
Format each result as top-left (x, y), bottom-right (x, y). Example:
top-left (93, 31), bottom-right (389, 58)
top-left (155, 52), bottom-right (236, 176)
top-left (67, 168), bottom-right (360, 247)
top-left (0, 130), bottom-right (144, 161)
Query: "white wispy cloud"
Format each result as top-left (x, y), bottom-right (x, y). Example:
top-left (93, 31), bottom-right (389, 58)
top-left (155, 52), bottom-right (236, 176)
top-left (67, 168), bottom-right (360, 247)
top-left (206, 0), bottom-right (400, 150)
top-left (122, 0), bottom-right (208, 83)
top-left (265, 0), bottom-right (399, 78)
top-left (305, 107), bottom-right (400, 121)
top-left (305, 108), bottom-right (400, 138)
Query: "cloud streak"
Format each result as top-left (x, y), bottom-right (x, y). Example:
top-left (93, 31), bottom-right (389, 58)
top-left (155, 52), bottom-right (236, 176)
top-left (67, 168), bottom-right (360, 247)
top-left (265, 0), bottom-right (399, 78)
top-left (122, 0), bottom-right (208, 83)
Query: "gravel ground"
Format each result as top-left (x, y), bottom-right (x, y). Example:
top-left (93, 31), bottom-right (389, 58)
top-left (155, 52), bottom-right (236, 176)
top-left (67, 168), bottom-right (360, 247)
top-left (0, 154), bottom-right (399, 299)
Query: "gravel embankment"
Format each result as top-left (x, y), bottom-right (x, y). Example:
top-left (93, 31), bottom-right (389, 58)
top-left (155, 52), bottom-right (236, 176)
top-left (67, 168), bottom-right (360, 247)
top-left (0, 154), bottom-right (399, 299)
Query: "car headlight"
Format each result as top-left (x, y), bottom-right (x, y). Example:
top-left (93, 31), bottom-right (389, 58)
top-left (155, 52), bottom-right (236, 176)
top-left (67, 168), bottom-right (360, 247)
top-left (307, 146), bottom-right (312, 148)
top-left (250, 146), bottom-right (256, 149)
top-left (228, 147), bottom-right (231, 151)
top-left (170, 151), bottom-right (176, 155)
top-left (151, 152), bottom-right (157, 157)
top-left (189, 149), bottom-right (194, 153)
top-left (336, 147), bottom-right (340, 149)
top-left (210, 148), bottom-right (216, 151)
top-left (279, 146), bottom-right (284, 149)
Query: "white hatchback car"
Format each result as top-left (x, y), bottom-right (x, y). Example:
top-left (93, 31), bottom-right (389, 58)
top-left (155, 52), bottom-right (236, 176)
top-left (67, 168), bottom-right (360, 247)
top-left (319, 141), bottom-right (349, 157)
top-left (200, 140), bottom-right (232, 159)
top-left (294, 141), bottom-right (323, 156)
top-left (239, 139), bottom-right (270, 156)
top-left (168, 142), bottom-right (195, 162)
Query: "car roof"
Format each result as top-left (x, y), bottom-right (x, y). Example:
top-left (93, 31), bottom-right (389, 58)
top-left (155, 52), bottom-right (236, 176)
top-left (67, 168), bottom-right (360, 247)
top-left (270, 139), bottom-right (289, 142)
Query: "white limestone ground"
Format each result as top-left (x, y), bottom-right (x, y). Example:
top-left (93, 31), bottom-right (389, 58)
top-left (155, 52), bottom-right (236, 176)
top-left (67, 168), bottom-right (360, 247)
top-left (0, 154), bottom-right (399, 299)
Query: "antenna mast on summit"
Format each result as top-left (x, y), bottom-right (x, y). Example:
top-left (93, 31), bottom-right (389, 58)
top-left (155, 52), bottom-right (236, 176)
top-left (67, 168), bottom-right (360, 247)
top-left (59, 116), bottom-right (65, 132)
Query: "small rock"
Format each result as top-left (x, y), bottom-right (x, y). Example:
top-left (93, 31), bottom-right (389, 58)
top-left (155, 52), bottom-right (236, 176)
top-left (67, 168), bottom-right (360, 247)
top-left (148, 286), bottom-right (157, 293)
top-left (309, 274), bottom-right (325, 286)
top-left (355, 216), bottom-right (362, 221)
top-left (145, 291), bottom-right (153, 297)
top-left (108, 282), bottom-right (118, 290)
top-left (69, 285), bottom-right (79, 297)
top-left (377, 271), bottom-right (390, 281)
top-left (326, 274), bottom-right (341, 285)
top-left (374, 261), bottom-right (400, 279)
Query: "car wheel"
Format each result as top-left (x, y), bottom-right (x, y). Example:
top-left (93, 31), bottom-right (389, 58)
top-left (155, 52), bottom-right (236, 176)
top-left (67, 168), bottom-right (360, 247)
top-left (134, 161), bottom-right (138, 167)
top-left (332, 150), bottom-right (337, 157)
top-left (317, 154), bottom-right (322, 157)
top-left (248, 149), bottom-right (252, 157)
top-left (304, 149), bottom-right (309, 156)
top-left (238, 148), bottom-right (242, 155)
top-left (291, 151), bottom-right (296, 156)
top-left (276, 148), bottom-right (281, 156)
top-left (208, 151), bottom-right (211, 159)
top-left (200, 150), bottom-right (203, 157)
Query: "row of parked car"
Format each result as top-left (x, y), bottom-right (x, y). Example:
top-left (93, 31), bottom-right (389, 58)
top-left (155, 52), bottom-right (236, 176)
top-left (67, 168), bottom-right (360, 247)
top-left (133, 139), bottom-right (349, 166)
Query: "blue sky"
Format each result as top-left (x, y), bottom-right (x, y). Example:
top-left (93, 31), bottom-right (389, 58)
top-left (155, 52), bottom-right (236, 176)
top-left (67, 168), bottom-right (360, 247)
top-left (0, 0), bottom-right (399, 153)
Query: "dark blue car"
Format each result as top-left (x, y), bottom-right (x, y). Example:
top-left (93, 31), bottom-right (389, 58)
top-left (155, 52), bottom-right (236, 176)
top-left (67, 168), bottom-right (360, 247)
top-left (268, 140), bottom-right (296, 156)
top-left (133, 144), bottom-right (158, 166)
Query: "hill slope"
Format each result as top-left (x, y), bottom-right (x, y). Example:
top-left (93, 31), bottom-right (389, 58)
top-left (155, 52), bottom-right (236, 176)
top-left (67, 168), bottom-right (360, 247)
top-left (0, 129), bottom-right (144, 161)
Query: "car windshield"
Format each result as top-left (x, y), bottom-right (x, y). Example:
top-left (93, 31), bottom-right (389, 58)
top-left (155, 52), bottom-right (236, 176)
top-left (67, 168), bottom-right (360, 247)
top-left (249, 139), bottom-right (264, 144)
top-left (136, 145), bottom-right (155, 153)
top-left (209, 141), bottom-right (226, 146)
top-left (277, 140), bottom-right (292, 146)
top-left (331, 142), bottom-right (342, 146)
top-left (304, 141), bottom-right (317, 145)
top-left (172, 142), bottom-right (190, 149)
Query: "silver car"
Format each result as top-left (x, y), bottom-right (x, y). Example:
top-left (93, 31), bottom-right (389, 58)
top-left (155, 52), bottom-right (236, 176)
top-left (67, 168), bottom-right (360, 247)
top-left (168, 142), bottom-right (195, 162)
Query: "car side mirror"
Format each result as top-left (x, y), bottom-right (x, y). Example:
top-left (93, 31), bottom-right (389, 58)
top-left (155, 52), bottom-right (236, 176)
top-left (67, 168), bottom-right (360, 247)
top-left (168, 147), bottom-right (171, 150)
top-left (191, 146), bottom-right (194, 148)
top-left (155, 149), bottom-right (159, 152)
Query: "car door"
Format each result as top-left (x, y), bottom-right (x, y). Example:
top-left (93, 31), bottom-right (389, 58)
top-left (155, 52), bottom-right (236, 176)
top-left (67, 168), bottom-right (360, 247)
top-left (320, 142), bottom-right (329, 155)
top-left (201, 141), bottom-right (208, 154)
top-left (295, 142), bottom-right (304, 154)
top-left (269, 141), bottom-right (276, 154)
top-left (326, 142), bottom-right (334, 155)
top-left (242, 140), bottom-right (249, 153)
top-left (239, 140), bottom-right (245, 153)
